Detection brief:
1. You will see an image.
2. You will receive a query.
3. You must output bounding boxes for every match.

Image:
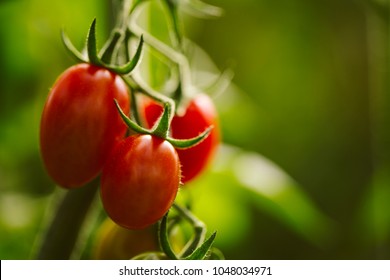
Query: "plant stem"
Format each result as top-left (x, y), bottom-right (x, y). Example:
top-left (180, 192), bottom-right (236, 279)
top-left (162, 0), bottom-right (183, 50)
top-left (158, 213), bottom-right (179, 259)
top-left (124, 74), bottom-right (175, 106)
top-left (36, 178), bottom-right (99, 259)
top-left (128, 5), bottom-right (195, 103)
top-left (172, 203), bottom-right (206, 257)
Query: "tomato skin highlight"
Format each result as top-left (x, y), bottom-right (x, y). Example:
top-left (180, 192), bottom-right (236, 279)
top-left (101, 135), bottom-right (180, 230)
top-left (142, 94), bottom-right (220, 183)
top-left (40, 63), bottom-right (130, 188)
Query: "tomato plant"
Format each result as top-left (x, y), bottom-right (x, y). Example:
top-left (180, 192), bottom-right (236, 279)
top-left (40, 63), bottom-right (130, 188)
top-left (141, 94), bottom-right (220, 183)
top-left (37, 0), bottom-right (223, 261)
top-left (100, 134), bottom-right (181, 230)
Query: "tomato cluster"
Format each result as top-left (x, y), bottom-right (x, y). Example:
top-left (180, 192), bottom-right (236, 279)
top-left (40, 62), bottom-right (220, 230)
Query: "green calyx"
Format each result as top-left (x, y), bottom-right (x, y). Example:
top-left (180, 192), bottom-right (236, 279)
top-left (61, 18), bottom-right (144, 75)
top-left (114, 99), bottom-right (212, 149)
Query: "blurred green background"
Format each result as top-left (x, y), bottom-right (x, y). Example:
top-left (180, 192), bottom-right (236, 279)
top-left (0, 0), bottom-right (389, 259)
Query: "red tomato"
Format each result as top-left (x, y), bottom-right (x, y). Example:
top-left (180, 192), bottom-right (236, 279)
top-left (40, 63), bottom-right (130, 188)
top-left (100, 134), bottom-right (180, 230)
top-left (141, 94), bottom-right (220, 183)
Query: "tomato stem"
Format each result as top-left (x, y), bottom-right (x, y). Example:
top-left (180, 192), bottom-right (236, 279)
top-left (162, 0), bottom-right (183, 50)
top-left (125, 73), bottom-right (175, 106)
top-left (35, 178), bottom-right (99, 259)
top-left (181, 0), bottom-right (224, 18)
top-left (158, 213), bottom-right (179, 260)
top-left (128, 9), bottom-right (195, 107)
top-left (203, 67), bottom-right (235, 98)
top-left (157, 203), bottom-right (218, 260)
top-left (171, 203), bottom-right (206, 257)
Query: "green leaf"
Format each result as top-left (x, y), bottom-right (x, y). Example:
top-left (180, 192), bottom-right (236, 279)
top-left (108, 34), bottom-right (144, 75)
top-left (114, 99), bottom-right (150, 135)
top-left (185, 231), bottom-right (217, 260)
top-left (85, 19), bottom-right (144, 74)
top-left (167, 126), bottom-right (213, 149)
top-left (87, 18), bottom-right (103, 66)
top-left (151, 102), bottom-right (172, 139)
top-left (61, 29), bottom-right (86, 63)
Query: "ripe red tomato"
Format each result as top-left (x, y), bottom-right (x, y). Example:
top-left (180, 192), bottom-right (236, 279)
top-left (141, 94), bottom-right (220, 183)
top-left (100, 134), bottom-right (180, 230)
top-left (40, 63), bottom-right (130, 188)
